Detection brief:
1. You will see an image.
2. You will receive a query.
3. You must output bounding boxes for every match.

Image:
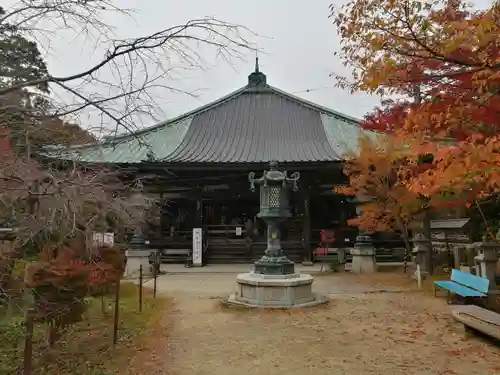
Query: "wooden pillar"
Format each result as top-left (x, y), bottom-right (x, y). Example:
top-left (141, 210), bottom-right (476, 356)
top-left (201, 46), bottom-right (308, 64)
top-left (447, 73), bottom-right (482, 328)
top-left (302, 187), bottom-right (313, 265)
top-left (158, 192), bottom-right (167, 235)
top-left (194, 187), bottom-right (203, 228)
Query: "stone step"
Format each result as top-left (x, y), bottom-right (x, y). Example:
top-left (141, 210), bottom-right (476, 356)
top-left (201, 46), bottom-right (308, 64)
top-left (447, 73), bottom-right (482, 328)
top-left (205, 258), bottom-right (254, 264)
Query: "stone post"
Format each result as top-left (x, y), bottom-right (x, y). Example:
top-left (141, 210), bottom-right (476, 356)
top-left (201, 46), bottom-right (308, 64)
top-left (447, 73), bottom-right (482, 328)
top-left (451, 244), bottom-right (463, 270)
top-left (463, 243), bottom-right (479, 274)
top-left (412, 232), bottom-right (432, 279)
top-left (350, 198), bottom-right (376, 274)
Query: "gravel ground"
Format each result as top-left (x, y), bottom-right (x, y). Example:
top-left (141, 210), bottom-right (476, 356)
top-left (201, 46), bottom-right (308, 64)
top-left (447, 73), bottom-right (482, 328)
top-left (141, 273), bottom-right (500, 375)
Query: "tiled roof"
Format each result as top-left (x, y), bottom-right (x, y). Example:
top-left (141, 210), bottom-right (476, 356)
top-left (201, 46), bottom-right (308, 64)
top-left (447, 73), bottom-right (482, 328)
top-left (50, 116), bottom-right (192, 163)
top-left (47, 68), bottom-right (373, 165)
top-left (430, 218), bottom-right (470, 229)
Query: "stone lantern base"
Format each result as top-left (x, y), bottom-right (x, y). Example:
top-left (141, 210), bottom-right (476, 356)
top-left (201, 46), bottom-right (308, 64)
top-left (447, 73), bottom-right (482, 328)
top-left (351, 235), bottom-right (377, 274)
top-left (227, 272), bottom-right (328, 308)
top-left (254, 257), bottom-right (295, 275)
top-left (351, 247), bottom-right (377, 274)
top-left (125, 250), bottom-right (157, 278)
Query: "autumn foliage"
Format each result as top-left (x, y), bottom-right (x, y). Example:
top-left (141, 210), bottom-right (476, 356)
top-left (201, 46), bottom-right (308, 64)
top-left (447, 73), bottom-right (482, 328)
top-left (335, 135), bottom-right (417, 232)
top-left (331, 0), bottom-right (500, 218)
top-left (25, 239), bottom-right (126, 324)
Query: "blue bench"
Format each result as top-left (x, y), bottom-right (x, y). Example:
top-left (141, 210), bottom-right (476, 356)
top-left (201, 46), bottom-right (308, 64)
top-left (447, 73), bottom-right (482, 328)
top-left (434, 269), bottom-right (489, 304)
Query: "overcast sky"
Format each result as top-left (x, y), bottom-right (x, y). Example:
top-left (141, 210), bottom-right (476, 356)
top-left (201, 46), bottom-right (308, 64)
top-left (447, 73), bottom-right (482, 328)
top-left (10, 0), bottom-right (494, 130)
top-left (35, 0), bottom-right (377, 126)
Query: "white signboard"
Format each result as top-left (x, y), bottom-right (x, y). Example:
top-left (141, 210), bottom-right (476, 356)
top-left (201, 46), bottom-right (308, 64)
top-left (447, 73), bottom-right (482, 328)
top-left (192, 228), bottom-right (203, 266)
top-left (93, 232), bottom-right (103, 245)
top-left (92, 232), bottom-right (115, 247)
top-left (235, 227), bottom-right (242, 236)
top-left (103, 233), bottom-right (114, 247)
top-left (93, 232), bottom-right (114, 247)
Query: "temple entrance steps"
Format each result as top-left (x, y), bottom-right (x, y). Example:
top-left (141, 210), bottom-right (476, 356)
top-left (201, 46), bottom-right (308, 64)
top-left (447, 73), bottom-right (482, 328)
top-left (204, 238), bottom-right (304, 264)
top-left (203, 238), bottom-right (252, 264)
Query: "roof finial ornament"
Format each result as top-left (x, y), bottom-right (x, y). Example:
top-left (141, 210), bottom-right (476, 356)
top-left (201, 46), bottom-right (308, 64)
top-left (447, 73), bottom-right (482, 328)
top-left (247, 51), bottom-right (266, 87)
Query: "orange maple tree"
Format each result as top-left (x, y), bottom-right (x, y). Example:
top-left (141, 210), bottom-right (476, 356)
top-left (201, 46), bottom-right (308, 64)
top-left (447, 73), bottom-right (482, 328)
top-left (25, 238), bottom-right (126, 325)
top-left (336, 134), bottom-right (434, 253)
top-left (331, 0), bottom-right (500, 204)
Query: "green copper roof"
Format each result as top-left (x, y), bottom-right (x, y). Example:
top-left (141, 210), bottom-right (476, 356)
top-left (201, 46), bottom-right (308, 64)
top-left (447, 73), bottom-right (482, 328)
top-left (48, 66), bottom-right (372, 165)
top-left (320, 113), bottom-right (377, 157)
top-left (51, 116), bottom-right (192, 163)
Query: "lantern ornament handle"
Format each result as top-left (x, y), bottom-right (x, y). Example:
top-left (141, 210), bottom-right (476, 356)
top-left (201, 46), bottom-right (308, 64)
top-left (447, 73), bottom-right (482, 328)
top-left (248, 171), bottom-right (265, 192)
top-left (287, 171), bottom-right (300, 192)
top-left (247, 161), bottom-right (300, 192)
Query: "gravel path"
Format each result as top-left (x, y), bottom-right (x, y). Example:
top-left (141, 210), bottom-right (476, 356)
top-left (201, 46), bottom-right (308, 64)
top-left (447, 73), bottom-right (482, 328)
top-left (146, 273), bottom-right (500, 375)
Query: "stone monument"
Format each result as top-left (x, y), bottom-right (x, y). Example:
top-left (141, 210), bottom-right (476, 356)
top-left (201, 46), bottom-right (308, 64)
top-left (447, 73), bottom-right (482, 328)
top-left (227, 161), bottom-right (327, 308)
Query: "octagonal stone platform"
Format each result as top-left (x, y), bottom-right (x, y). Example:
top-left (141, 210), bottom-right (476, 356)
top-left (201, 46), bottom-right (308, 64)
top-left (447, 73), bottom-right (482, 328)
top-left (227, 272), bottom-right (328, 308)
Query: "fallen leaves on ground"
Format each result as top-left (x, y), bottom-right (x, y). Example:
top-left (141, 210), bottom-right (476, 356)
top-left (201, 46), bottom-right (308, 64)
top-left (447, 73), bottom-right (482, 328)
top-left (161, 277), bottom-right (500, 375)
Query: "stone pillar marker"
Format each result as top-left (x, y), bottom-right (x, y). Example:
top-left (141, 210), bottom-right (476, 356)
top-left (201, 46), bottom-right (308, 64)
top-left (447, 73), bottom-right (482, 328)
top-left (412, 232), bottom-right (432, 279)
top-left (227, 161), bottom-right (327, 308)
top-left (350, 196), bottom-right (377, 274)
top-left (452, 244), bottom-right (463, 270)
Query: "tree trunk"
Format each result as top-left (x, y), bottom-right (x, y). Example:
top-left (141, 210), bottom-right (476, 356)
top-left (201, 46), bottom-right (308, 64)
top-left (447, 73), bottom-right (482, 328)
top-left (422, 208), bottom-right (434, 276)
top-left (402, 227), bottom-right (412, 257)
top-left (396, 217), bottom-right (412, 273)
top-left (0, 244), bottom-right (24, 303)
top-left (0, 189), bottom-right (38, 300)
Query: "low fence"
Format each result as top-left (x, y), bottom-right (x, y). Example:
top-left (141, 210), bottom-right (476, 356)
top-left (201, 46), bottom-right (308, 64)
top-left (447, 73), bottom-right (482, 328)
top-left (1, 259), bottom-right (161, 375)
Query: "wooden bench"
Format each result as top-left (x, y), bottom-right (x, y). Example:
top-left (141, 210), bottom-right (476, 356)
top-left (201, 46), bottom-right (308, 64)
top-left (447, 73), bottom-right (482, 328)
top-left (313, 248), bottom-right (341, 272)
top-left (434, 269), bottom-right (489, 304)
top-left (452, 305), bottom-right (500, 340)
top-left (160, 248), bottom-right (192, 267)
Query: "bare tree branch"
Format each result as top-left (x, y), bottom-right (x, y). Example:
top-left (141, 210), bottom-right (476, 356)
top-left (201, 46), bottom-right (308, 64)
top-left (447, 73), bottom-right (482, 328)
top-left (1, 2), bottom-right (258, 136)
top-left (0, 1), bottom-right (259, 304)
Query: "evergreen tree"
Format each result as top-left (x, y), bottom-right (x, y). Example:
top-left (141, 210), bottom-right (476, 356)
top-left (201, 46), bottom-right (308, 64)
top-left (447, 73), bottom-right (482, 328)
top-left (0, 6), bottom-right (49, 92)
